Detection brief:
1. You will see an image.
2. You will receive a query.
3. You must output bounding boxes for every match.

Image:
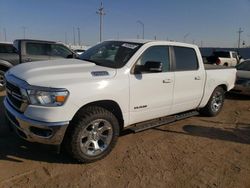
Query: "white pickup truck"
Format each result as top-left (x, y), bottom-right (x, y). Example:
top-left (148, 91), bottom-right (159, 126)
top-left (207, 51), bottom-right (240, 67)
top-left (4, 40), bottom-right (236, 163)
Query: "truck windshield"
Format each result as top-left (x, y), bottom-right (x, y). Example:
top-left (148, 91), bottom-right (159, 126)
top-left (79, 41), bottom-right (142, 68)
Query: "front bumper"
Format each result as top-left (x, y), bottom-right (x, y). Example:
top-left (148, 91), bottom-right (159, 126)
top-left (4, 98), bottom-right (69, 145)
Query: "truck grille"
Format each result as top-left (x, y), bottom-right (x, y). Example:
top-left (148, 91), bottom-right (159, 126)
top-left (6, 81), bottom-right (28, 112)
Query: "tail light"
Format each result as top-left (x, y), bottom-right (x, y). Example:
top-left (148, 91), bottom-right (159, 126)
top-left (216, 58), bottom-right (221, 65)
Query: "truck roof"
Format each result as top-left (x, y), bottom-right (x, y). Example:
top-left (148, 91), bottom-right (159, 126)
top-left (106, 39), bottom-right (198, 48)
top-left (0, 41), bottom-right (13, 44)
top-left (14, 39), bottom-right (63, 44)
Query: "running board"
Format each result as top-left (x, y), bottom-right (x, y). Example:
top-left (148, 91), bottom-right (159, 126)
top-left (129, 110), bottom-right (199, 133)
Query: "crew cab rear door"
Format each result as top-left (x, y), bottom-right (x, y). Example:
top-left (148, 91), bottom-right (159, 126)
top-left (129, 45), bottom-right (174, 125)
top-left (170, 46), bottom-right (205, 114)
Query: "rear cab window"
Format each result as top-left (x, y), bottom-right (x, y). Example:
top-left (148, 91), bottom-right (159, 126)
top-left (173, 46), bottom-right (199, 71)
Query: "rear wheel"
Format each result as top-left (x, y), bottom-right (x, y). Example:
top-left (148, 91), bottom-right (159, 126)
top-left (65, 106), bottom-right (120, 163)
top-left (200, 87), bottom-right (225, 117)
top-left (0, 70), bottom-right (6, 91)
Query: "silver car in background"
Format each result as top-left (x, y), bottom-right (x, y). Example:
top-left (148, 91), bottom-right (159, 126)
top-left (232, 59), bottom-right (250, 96)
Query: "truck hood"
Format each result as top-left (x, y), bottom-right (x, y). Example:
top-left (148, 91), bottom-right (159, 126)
top-left (8, 59), bottom-right (117, 87)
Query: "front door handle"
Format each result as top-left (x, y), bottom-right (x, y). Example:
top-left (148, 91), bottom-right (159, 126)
top-left (163, 79), bottom-right (173, 83)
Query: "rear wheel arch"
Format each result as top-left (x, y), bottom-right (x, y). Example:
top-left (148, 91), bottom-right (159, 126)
top-left (200, 86), bottom-right (225, 117)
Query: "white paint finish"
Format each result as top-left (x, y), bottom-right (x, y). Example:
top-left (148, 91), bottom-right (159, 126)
top-left (129, 72), bottom-right (174, 124)
top-left (170, 70), bottom-right (205, 114)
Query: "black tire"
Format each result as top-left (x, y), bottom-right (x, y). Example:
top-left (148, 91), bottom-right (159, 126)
top-left (0, 70), bottom-right (6, 92)
top-left (200, 87), bottom-right (225, 117)
top-left (65, 106), bottom-right (120, 163)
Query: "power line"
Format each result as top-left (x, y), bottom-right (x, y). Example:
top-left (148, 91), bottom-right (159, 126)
top-left (96, 1), bottom-right (106, 42)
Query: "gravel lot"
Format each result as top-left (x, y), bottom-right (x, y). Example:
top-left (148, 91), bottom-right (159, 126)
top-left (0, 92), bottom-right (250, 188)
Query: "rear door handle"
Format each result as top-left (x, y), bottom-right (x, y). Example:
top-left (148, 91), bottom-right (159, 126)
top-left (195, 76), bottom-right (201, 80)
top-left (163, 79), bottom-right (173, 83)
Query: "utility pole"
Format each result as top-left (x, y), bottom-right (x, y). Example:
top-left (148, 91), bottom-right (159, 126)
top-left (22, 26), bottom-right (27, 39)
top-left (237, 27), bottom-right (243, 50)
top-left (137, 20), bottom-right (144, 39)
top-left (65, 32), bottom-right (68, 44)
top-left (3, 28), bottom-right (7, 41)
top-left (96, 2), bottom-right (106, 42)
top-left (77, 27), bottom-right (81, 46)
top-left (247, 34), bottom-right (250, 47)
top-left (73, 27), bottom-right (76, 45)
top-left (183, 33), bottom-right (189, 42)
top-left (154, 35), bottom-right (157, 40)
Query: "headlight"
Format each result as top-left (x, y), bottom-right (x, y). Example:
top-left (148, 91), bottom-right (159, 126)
top-left (26, 89), bottom-right (69, 106)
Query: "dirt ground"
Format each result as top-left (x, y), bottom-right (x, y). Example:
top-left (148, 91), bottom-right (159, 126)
top-left (0, 92), bottom-right (249, 188)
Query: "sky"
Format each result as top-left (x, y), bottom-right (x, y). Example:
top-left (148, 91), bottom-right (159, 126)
top-left (0, 0), bottom-right (250, 47)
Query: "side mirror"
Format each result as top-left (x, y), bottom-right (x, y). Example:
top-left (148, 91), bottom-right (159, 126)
top-left (73, 53), bottom-right (79, 59)
top-left (134, 61), bottom-right (163, 74)
top-left (67, 53), bottom-right (79, 59)
top-left (144, 61), bottom-right (163, 72)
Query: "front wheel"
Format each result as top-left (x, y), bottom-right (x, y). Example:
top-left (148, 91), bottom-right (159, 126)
top-left (65, 106), bottom-right (120, 163)
top-left (200, 87), bottom-right (225, 117)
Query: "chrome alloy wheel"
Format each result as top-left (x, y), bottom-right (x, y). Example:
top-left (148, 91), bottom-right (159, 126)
top-left (211, 91), bottom-right (223, 113)
top-left (80, 119), bottom-right (113, 156)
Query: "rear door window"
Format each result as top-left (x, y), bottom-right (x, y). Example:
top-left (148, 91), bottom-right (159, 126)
top-left (173, 46), bottom-right (198, 71)
top-left (26, 43), bottom-right (50, 55)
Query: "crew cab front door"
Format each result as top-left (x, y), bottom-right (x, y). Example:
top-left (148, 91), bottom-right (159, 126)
top-left (129, 46), bottom-right (174, 125)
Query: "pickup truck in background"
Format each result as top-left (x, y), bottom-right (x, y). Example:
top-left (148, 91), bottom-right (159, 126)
top-left (4, 40), bottom-right (236, 163)
top-left (206, 51), bottom-right (241, 67)
top-left (0, 39), bottom-right (77, 91)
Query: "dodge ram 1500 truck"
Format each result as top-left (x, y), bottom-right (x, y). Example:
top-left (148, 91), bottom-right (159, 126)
top-left (4, 40), bottom-right (236, 163)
